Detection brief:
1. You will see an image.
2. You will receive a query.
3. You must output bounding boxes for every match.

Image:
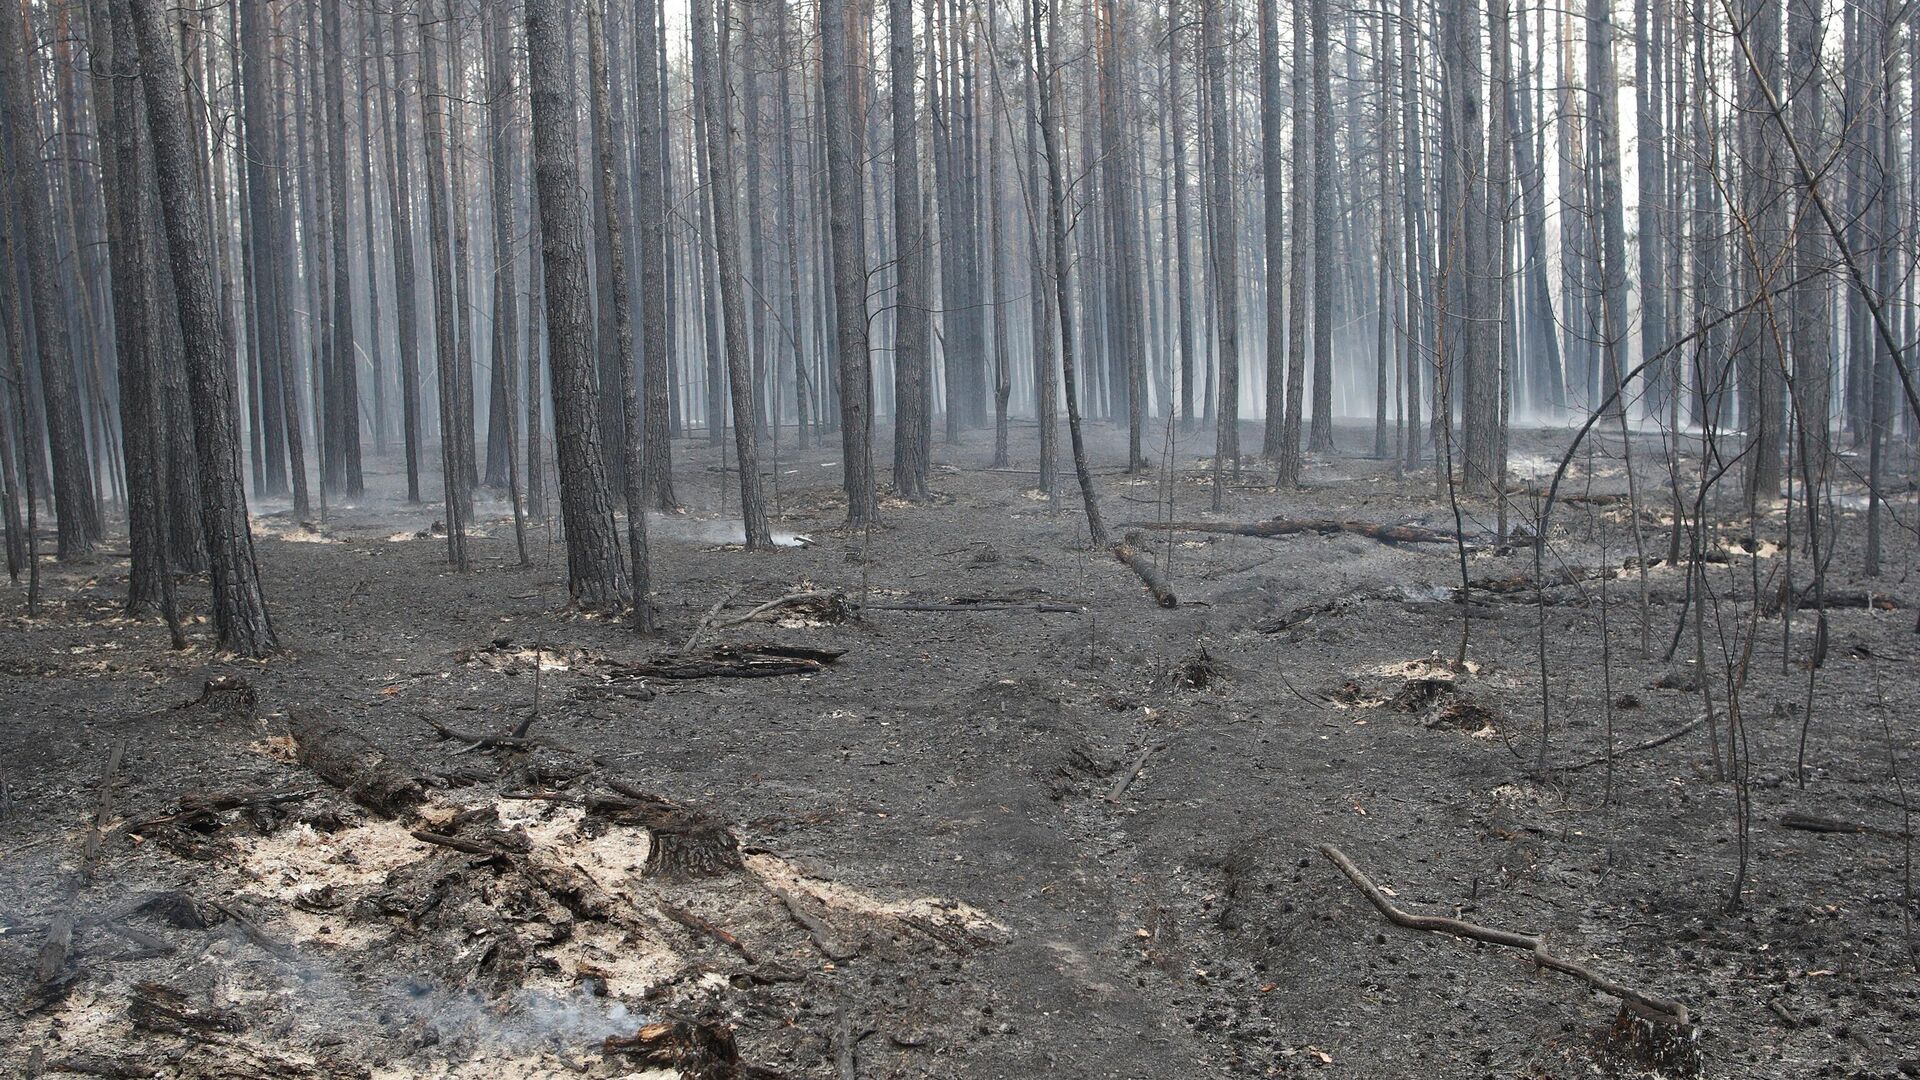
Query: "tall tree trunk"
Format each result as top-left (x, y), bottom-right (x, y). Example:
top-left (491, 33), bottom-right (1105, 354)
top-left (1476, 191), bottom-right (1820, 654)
top-left (1168, 0), bottom-right (1199, 430)
top-left (129, 0), bottom-right (277, 658)
top-left (1259, 0), bottom-right (1287, 465)
top-left (1202, 0), bottom-right (1240, 500)
top-left (1099, 0), bottom-right (1147, 471)
top-left (421, 0), bottom-right (470, 570)
top-left (380, 8), bottom-right (423, 504)
top-left (0, 0), bottom-right (95, 559)
top-left (635, 0), bottom-right (677, 509)
top-left (1308, 0), bottom-right (1336, 454)
top-left (890, 0), bottom-right (930, 499)
top-left (589, 2), bottom-right (651, 626)
top-left (1024, 15), bottom-right (1058, 495)
top-left (323, 0), bottom-right (363, 497)
top-left (821, 0), bottom-right (875, 525)
top-left (525, 0), bottom-right (629, 605)
top-left (694, 0), bottom-right (774, 544)
top-left (241, 0), bottom-right (288, 500)
top-left (486, 0), bottom-right (529, 563)
top-left (95, 0), bottom-right (171, 621)
top-left (1734, 0), bottom-right (1786, 502)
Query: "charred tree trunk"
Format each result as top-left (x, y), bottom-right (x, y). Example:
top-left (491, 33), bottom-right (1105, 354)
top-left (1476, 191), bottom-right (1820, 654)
top-left (635, 0), bottom-right (677, 510)
top-left (526, 0), bottom-right (629, 605)
top-left (890, 0), bottom-right (931, 500)
top-left (821, 0), bottom-right (875, 525)
top-left (129, 0), bottom-right (278, 658)
top-left (421, 0), bottom-right (470, 571)
top-left (0, 0), bottom-right (95, 560)
top-left (693, 0), bottom-right (773, 544)
top-left (1202, 0), bottom-right (1240, 498)
top-left (380, 9), bottom-right (423, 504)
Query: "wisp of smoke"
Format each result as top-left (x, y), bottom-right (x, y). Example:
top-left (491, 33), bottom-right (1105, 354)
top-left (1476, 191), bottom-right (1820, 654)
top-left (647, 516), bottom-right (809, 548)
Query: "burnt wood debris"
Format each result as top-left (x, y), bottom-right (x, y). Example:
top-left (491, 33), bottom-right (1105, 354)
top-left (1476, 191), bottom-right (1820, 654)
top-left (5, 0), bottom-right (1920, 1076)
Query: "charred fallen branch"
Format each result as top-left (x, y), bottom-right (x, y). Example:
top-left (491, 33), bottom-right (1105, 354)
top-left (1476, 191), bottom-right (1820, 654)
top-left (660, 901), bottom-right (758, 963)
top-left (1780, 812), bottom-right (1914, 840)
top-left (1115, 534), bottom-right (1178, 608)
top-left (128, 981), bottom-right (245, 1040)
top-left (1319, 844), bottom-right (1690, 1026)
top-left (286, 710), bottom-right (426, 817)
top-left (713, 590), bottom-right (854, 628)
top-left (133, 789), bottom-right (316, 832)
top-left (616, 643), bottom-right (846, 680)
top-left (1557, 715), bottom-right (1708, 772)
top-left (1143, 517), bottom-right (1462, 545)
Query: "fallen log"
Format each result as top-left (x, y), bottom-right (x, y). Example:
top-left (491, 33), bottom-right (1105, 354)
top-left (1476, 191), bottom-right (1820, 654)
top-left (1258, 596), bottom-right (1361, 633)
top-left (1320, 844), bottom-right (1689, 1026)
top-left (713, 590), bottom-right (852, 628)
top-left (604, 1018), bottom-right (789, 1080)
top-left (616, 643), bottom-right (846, 680)
top-left (683, 586), bottom-right (745, 655)
top-left (422, 717), bottom-right (541, 753)
top-left (286, 710), bottom-right (426, 818)
top-left (133, 789), bottom-right (316, 831)
top-left (1761, 589), bottom-right (1904, 618)
top-left (1114, 537), bottom-right (1178, 608)
top-left (1780, 812), bottom-right (1913, 840)
top-left (1106, 742), bottom-right (1165, 801)
top-left (858, 600), bottom-right (1085, 614)
top-left (128, 981), bottom-right (245, 1040)
top-left (1141, 517), bottom-right (1462, 545)
top-left (26, 915), bottom-right (74, 1006)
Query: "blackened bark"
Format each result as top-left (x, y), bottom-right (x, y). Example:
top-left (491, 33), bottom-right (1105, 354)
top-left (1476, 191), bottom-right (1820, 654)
top-left (129, 0), bottom-right (277, 658)
top-left (379, 9), bottom-right (423, 504)
top-left (635, 0), bottom-right (677, 509)
top-left (821, 0), bottom-right (875, 525)
top-left (1202, 0), bottom-right (1239, 500)
top-left (526, 0), bottom-right (630, 605)
top-left (589, 2), bottom-right (652, 628)
top-left (1259, 0), bottom-right (1287, 466)
top-left (890, 0), bottom-right (931, 500)
top-left (486, 0), bottom-right (529, 564)
top-left (1308, 0), bottom-right (1336, 454)
top-left (421, 0), bottom-right (470, 570)
top-left (0, 0), bottom-right (95, 560)
top-left (323, 0), bottom-right (362, 496)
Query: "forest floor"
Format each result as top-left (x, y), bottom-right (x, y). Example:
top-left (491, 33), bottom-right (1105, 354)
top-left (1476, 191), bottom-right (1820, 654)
top-left (2, 418), bottom-right (1917, 1080)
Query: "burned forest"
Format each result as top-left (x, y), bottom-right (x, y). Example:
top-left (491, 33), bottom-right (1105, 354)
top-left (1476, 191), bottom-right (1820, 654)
top-left (4, 0), bottom-right (1920, 1075)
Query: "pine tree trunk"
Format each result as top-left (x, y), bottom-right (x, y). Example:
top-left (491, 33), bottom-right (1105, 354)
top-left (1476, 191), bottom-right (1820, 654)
top-left (635, 0), bottom-right (678, 509)
top-left (379, 9), bottom-right (423, 504)
top-left (693, 0), bottom-right (774, 544)
top-left (589, 2), bottom-right (651, 626)
top-left (421, 0), bottom-right (470, 569)
top-left (1308, 0), bottom-right (1336, 454)
top-left (0, 0), bottom-right (95, 560)
top-left (820, 0), bottom-right (875, 525)
top-left (889, 0), bottom-right (930, 499)
top-left (129, 0), bottom-right (278, 658)
top-left (1202, 0), bottom-right (1240, 496)
top-left (525, 0), bottom-right (629, 605)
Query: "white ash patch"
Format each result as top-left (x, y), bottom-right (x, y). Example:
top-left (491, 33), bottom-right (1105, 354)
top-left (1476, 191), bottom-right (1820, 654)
top-left (745, 852), bottom-right (1008, 943)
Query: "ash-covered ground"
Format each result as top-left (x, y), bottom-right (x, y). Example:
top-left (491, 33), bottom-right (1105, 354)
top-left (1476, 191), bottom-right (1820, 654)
top-left (2, 419), bottom-right (1916, 1079)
